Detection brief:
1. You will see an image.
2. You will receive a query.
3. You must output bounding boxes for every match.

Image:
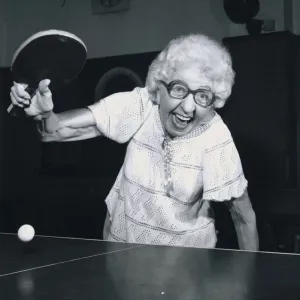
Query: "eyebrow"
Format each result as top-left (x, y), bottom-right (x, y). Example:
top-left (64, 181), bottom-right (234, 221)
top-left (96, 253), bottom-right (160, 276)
top-left (196, 85), bottom-right (212, 91)
top-left (175, 80), bottom-right (212, 91)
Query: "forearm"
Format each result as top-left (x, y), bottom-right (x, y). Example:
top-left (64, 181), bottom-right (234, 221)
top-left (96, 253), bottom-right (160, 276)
top-left (226, 190), bottom-right (259, 251)
top-left (233, 214), bottom-right (259, 251)
top-left (36, 108), bottom-right (98, 142)
top-left (39, 108), bottom-right (96, 131)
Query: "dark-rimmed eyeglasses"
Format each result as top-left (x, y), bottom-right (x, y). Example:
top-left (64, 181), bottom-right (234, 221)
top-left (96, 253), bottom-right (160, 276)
top-left (158, 80), bottom-right (215, 108)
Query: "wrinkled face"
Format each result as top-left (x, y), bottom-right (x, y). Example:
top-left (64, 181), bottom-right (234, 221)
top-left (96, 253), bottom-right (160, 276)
top-left (157, 66), bottom-right (223, 138)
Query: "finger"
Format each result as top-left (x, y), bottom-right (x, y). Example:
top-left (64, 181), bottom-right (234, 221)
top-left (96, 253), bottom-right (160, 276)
top-left (10, 92), bottom-right (24, 107)
top-left (11, 86), bottom-right (28, 104)
top-left (13, 82), bottom-right (30, 99)
top-left (11, 87), bottom-right (30, 106)
top-left (38, 79), bottom-right (51, 95)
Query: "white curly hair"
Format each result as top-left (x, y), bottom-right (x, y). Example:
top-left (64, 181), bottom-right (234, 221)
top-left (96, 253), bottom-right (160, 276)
top-left (145, 33), bottom-right (235, 106)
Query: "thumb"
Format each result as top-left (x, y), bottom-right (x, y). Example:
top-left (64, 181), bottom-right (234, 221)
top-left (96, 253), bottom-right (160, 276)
top-left (38, 79), bottom-right (51, 95)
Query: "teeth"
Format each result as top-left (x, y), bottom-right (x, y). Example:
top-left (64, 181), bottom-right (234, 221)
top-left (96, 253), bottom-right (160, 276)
top-left (175, 114), bottom-right (191, 122)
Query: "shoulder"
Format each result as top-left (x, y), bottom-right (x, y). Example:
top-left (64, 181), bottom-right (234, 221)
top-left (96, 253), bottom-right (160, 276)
top-left (204, 112), bottom-right (234, 151)
top-left (89, 87), bottom-right (154, 118)
top-left (92, 86), bottom-right (152, 105)
top-left (135, 87), bottom-right (151, 100)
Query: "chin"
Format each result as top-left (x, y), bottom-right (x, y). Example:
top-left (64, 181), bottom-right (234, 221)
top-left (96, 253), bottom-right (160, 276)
top-left (163, 118), bottom-right (191, 137)
top-left (166, 126), bottom-right (192, 138)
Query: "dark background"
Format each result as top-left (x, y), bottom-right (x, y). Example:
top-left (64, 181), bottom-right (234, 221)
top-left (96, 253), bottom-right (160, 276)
top-left (1, 31), bottom-right (300, 253)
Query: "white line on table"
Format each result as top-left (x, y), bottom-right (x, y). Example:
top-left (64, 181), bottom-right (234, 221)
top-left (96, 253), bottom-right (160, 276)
top-left (1, 232), bottom-right (299, 256)
top-left (0, 244), bottom-right (145, 277)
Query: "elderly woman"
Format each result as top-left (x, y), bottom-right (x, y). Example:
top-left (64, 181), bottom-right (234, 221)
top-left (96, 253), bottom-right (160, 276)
top-left (10, 33), bottom-right (259, 250)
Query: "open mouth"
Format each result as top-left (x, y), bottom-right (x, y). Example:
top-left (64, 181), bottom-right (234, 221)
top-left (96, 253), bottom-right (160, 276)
top-left (172, 113), bottom-right (193, 129)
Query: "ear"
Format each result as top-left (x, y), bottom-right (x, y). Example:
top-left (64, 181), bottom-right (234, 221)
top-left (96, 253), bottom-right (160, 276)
top-left (213, 97), bottom-right (226, 109)
top-left (155, 90), bottom-right (161, 104)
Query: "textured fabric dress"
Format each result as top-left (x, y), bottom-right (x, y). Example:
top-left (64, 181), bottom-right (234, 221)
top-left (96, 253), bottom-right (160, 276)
top-left (88, 87), bottom-right (248, 248)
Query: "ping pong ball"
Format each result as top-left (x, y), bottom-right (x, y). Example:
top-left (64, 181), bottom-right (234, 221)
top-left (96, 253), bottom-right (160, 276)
top-left (18, 224), bottom-right (35, 242)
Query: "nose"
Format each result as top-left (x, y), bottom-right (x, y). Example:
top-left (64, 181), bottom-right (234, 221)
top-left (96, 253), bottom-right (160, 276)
top-left (181, 93), bottom-right (196, 114)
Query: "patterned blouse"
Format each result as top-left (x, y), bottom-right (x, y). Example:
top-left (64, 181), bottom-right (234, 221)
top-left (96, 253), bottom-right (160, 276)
top-left (88, 87), bottom-right (248, 248)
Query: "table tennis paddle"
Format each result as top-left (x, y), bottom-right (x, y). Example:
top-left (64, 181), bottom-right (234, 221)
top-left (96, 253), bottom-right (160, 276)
top-left (7, 29), bottom-right (87, 117)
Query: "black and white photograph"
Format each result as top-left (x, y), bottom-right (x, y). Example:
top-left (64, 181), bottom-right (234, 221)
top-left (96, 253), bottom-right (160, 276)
top-left (0, 0), bottom-right (300, 299)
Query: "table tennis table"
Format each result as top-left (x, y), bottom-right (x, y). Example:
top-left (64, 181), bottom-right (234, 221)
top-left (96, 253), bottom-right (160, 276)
top-left (1, 232), bottom-right (300, 300)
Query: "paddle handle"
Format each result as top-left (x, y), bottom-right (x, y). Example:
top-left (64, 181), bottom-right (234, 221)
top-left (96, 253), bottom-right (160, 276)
top-left (7, 104), bottom-right (25, 116)
top-left (7, 86), bottom-right (37, 117)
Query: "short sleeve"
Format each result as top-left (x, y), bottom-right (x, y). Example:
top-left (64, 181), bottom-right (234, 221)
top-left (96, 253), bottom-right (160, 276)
top-left (202, 127), bottom-right (248, 202)
top-left (87, 87), bottom-right (153, 143)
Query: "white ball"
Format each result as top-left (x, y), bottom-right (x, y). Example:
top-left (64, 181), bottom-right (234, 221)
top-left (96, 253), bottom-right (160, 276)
top-left (18, 224), bottom-right (35, 242)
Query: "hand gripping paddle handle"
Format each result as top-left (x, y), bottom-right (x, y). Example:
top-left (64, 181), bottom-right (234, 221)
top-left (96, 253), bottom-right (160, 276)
top-left (7, 86), bottom-right (37, 117)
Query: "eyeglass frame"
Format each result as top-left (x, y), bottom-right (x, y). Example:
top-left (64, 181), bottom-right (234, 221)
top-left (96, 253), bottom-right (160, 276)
top-left (158, 79), bottom-right (216, 108)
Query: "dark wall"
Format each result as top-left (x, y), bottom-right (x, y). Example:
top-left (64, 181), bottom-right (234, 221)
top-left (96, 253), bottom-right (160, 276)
top-left (1, 51), bottom-right (158, 238)
top-left (0, 68), bottom-right (4, 205)
top-left (222, 31), bottom-right (297, 191)
top-left (294, 36), bottom-right (300, 189)
top-left (219, 32), bottom-right (300, 252)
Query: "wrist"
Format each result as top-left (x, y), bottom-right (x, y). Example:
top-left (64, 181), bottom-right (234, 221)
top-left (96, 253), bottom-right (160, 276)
top-left (42, 110), bottom-right (53, 119)
top-left (33, 110), bottom-right (53, 121)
